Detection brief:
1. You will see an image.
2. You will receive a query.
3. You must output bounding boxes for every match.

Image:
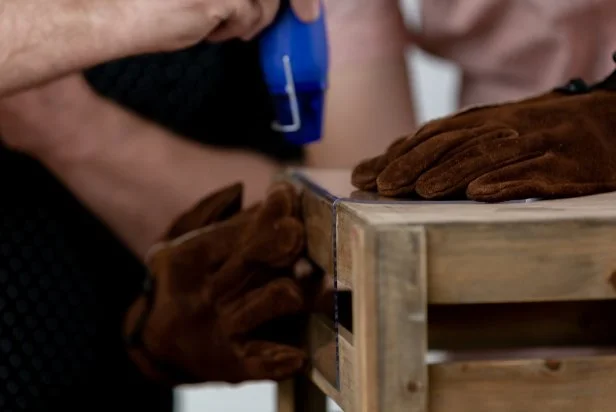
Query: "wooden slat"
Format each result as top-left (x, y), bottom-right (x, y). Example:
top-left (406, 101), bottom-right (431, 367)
top-left (302, 187), bottom-right (335, 275)
top-left (422, 221), bottom-right (616, 303)
top-left (376, 227), bottom-right (428, 412)
top-left (308, 314), bottom-right (338, 389)
top-left (304, 313), bottom-right (616, 412)
top-left (277, 377), bottom-right (327, 412)
top-left (350, 220), bottom-right (377, 412)
top-left (347, 219), bottom-right (429, 412)
top-left (430, 355), bottom-right (616, 412)
top-left (306, 315), bottom-right (355, 411)
top-left (335, 207), bottom-right (364, 291)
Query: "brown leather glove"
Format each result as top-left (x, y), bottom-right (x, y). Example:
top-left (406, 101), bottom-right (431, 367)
top-left (352, 72), bottom-right (616, 202)
top-left (123, 181), bottom-right (315, 385)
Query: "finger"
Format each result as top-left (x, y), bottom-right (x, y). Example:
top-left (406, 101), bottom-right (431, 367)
top-left (209, 218), bottom-right (303, 300)
top-left (245, 216), bottom-right (305, 267)
top-left (383, 118), bottom-right (513, 168)
top-left (466, 152), bottom-right (604, 202)
top-left (209, 183), bottom-right (304, 297)
top-left (222, 278), bottom-right (305, 336)
top-left (217, 256), bottom-right (318, 305)
top-left (241, 181), bottom-right (301, 244)
top-left (207, 0), bottom-right (263, 43)
top-left (415, 133), bottom-right (544, 199)
top-left (264, 181), bottom-right (301, 219)
top-left (408, 106), bottom-right (498, 142)
top-left (351, 136), bottom-right (408, 191)
top-left (164, 183), bottom-right (243, 240)
top-left (376, 125), bottom-right (511, 196)
top-left (382, 116), bottom-right (489, 163)
top-left (467, 154), bottom-right (550, 202)
top-left (435, 127), bottom-right (519, 166)
top-left (241, 0), bottom-right (281, 40)
top-left (241, 340), bottom-right (307, 381)
top-left (290, 0), bottom-right (321, 22)
top-left (148, 206), bottom-right (256, 275)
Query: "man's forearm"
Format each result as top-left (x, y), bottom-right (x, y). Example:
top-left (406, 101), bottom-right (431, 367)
top-left (0, 0), bottom-right (147, 96)
top-left (39, 97), bottom-right (281, 259)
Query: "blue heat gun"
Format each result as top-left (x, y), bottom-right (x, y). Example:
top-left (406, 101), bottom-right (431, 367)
top-left (258, 1), bottom-right (329, 146)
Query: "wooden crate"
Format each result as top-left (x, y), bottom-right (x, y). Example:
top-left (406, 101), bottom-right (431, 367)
top-left (276, 168), bottom-right (616, 412)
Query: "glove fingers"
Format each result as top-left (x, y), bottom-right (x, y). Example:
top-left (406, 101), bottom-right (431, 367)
top-left (351, 136), bottom-right (407, 190)
top-left (434, 127), bottom-right (518, 165)
top-left (264, 181), bottom-right (301, 219)
top-left (467, 153), bottom-right (566, 202)
top-left (148, 206), bottom-right (257, 284)
top-left (164, 182), bottom-right (243, 240)
top-left (213, 216), bottom-right (304, 299)
top-left (376, 124), bottom-right (509, 196)
top-left (352, 120), bottom-right (498, 192)
top-left (209, 182), bottom-right (304, 301)
top-left (411, 116), bottom-right (480, 142)
top-left (222, 277), bottom-right (305, 336)
top-left (242, 181), bottom-right (300, 242)
top-left (351, 121), bottom-right (471, 192)
top-left (415, 133), bottom-right (544, 199)
top-left (241, 340), bottom-right (307, 381)
top-left (241, 181), bottom-right (305, 267)
top-left (244, 217), bottom-right (305, 267)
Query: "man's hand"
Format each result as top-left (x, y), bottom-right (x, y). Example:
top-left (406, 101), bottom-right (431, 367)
top-left (352, 75), bottom-right (616, 202)
top-left (124, 181), bottom-right (319, 384)
top-left (141, 0), bottom-right (281, 46)
top-left (0, 70), bottom-right (284, 257)
top-left (0, 0), bottom-right (303, 96)
top-left (0, 74), bottom-right (101, 159)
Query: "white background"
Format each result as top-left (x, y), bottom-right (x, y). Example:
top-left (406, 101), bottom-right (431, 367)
top-left (176, 0), bottom-right (460, 410)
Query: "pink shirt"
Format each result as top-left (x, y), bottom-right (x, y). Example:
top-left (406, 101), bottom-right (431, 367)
top-left (411, 0), bottom-right (616, 107)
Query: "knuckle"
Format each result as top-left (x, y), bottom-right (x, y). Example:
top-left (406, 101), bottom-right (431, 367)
top-left (204, 6), bottom-right (227, 26)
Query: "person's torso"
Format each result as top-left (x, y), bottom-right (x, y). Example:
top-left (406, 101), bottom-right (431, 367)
top-left (0, 39), bottom-right (297, 412)
top-left (413, 0), bottom-right (616, 107)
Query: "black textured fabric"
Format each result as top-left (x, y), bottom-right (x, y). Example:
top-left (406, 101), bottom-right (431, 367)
top-left (0, 152), bottom-right (172, 412)
top-left (0, 40), bottom-right (294, 411)
top-left (85, 40), bottom-right (304, 162)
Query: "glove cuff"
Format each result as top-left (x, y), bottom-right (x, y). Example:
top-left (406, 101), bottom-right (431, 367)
top-left (555, 52), bottom-right (616, 95)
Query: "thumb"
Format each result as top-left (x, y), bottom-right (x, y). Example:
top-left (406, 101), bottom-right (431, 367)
top-left (290, 0), bottom-right (321, 22)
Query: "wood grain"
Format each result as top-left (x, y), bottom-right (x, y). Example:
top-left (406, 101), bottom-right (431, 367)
top-left (430, 355), bottom-right (616, 412)
top-left (376, 227), bottom-right (428, 412)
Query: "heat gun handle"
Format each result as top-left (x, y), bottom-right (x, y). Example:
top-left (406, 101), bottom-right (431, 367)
top-left (258, 1), bottom-right (329, 145)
